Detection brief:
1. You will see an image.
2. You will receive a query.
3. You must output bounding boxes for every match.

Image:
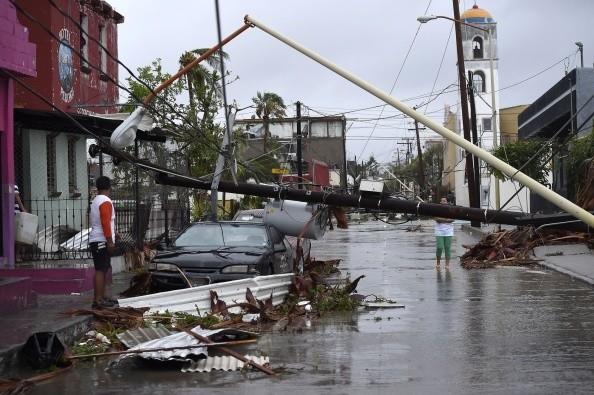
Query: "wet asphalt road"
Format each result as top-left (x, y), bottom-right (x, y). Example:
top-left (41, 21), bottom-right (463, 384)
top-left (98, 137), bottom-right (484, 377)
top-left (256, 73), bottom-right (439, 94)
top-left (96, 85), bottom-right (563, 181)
top-left (34, 221), bottom-right (594, 394)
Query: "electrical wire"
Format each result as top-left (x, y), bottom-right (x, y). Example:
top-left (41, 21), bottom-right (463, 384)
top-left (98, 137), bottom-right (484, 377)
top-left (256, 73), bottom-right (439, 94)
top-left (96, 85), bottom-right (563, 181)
top-left (357, 0), bottom-right (433, 159)
top-left (25, 0), bottom-right (280, 186)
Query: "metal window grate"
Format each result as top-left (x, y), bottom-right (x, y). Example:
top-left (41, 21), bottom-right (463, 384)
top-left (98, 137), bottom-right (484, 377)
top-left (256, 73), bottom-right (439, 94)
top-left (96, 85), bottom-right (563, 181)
top-left (46, 134), bottom-right (57, 195)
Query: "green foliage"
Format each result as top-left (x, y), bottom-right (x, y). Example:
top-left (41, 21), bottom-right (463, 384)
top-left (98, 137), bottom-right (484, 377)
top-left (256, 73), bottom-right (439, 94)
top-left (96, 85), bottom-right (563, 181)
top-left (387, 144), bottom-right (443, 200)
top-left (114, 53), bottom-right (240, 212)
top-left (348, 155), bottom-right (379, 191)
top-left (490, 139), bottom-right (551, 184)
top-left (252, 91), bottom-right (287, 151)
top-left (191, 193), bottom-right (210, 221)
top-left (310, 285), bottom-right (360, 313)
top-left (252, 91), bottom-right (287, 120)
top-left (71, 341), bottom-right (109, 356)
top-left (149, 310), bottom-right (220, 330)
top-left (567, 129), bottom-right (594, 198)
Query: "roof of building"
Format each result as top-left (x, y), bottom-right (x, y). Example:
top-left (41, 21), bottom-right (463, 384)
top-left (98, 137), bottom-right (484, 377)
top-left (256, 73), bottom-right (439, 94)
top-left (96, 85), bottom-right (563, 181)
top-left (461, 4), bottom-right (495, 23)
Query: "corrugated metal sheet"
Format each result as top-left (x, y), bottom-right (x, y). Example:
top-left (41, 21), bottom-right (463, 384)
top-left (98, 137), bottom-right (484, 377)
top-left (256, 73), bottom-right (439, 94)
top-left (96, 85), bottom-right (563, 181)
top-left (118, 273), bottom-right (294, 314)
top-left (116, 325), bottom-right (172, 348)
top-left (181, 355), bottom-right (270, 373)
top-left (121, 326), bottom-right (258, 362)
top-left (60, 227), bottom-right (91, 252)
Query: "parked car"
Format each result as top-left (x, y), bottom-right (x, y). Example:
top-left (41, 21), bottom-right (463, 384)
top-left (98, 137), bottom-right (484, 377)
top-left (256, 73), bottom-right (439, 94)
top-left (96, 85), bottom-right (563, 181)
top-left (150, 222), bottom-right (295, 291)
top-left (232, 209), bottom-right (311, 264)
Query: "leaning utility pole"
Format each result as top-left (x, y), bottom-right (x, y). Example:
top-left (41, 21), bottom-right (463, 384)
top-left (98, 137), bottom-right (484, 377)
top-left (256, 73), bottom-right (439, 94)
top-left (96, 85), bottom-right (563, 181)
top-left (210, 107), bottom-right (237, 221)
top-left (452, 0), bottom-right (479, 225)
top-left (410, 109), bottom-right (426, 198)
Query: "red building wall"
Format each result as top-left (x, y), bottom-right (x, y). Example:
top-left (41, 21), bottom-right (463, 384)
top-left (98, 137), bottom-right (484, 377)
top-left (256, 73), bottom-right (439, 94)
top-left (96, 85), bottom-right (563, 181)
top-left (13, 0), bottom-right (122, 115)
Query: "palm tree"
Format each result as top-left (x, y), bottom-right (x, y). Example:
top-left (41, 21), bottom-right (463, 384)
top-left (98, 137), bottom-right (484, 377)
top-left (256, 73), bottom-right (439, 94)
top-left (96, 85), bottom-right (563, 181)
top-left (179, 48), bottom-right (229, 122)
top-left (252, 91), bottom-right (286, 151)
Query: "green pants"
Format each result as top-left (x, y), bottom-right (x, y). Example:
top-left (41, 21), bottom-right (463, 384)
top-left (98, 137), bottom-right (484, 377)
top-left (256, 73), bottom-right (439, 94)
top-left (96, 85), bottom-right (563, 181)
top-left (436, 236), bottom-right (452, 259)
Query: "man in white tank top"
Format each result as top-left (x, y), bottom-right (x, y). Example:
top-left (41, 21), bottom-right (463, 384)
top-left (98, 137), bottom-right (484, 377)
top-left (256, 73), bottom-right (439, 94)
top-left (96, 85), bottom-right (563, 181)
top-left (89, 176), bottom-right (117, 308)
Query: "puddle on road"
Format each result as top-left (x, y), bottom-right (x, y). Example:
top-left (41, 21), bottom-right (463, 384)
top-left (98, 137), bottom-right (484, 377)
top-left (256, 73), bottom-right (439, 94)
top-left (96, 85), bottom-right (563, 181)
top-left (31, 222), bottom-right (594, 395)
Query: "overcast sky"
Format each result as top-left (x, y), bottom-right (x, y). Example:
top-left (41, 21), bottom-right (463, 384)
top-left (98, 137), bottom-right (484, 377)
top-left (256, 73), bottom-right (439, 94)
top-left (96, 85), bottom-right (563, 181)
top-left (108, 0), bottom-right (594, 163)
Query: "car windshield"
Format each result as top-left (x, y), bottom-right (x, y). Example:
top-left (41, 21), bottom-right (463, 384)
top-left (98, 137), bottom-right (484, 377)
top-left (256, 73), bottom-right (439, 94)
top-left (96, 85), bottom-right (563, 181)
top-left (174, 224), bottom-right (269, 248)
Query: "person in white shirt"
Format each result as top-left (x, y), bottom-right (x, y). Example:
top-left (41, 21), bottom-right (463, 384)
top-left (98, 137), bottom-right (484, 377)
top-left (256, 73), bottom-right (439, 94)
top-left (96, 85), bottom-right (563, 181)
top-left (434, 197), bottom-right (454, 270)
top-left (89, 176), bottom-right (117, 309)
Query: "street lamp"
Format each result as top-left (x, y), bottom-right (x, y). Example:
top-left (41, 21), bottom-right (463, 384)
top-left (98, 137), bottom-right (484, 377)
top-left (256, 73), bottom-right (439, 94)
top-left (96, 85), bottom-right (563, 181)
top-left (418, 14), bottom-right (500, 210)
top-left (575, 42), bottom-right (584, 68)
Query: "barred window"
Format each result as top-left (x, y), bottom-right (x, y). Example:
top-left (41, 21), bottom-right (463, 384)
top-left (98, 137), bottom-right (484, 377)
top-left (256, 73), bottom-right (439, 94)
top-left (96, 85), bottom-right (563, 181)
top-left (46, 134), bottom-right (57, 195)
top-left (68, 138), bottom-right (78, 194)
top-left (472, 71), bottom-right (486, 93)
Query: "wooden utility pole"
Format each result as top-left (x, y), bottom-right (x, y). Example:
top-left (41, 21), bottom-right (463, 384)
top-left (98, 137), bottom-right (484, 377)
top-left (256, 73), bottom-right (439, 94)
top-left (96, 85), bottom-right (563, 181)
top-left (467, 71), bottom-right (482, 227)
top-left (452, 0), bottom-right (480, 226)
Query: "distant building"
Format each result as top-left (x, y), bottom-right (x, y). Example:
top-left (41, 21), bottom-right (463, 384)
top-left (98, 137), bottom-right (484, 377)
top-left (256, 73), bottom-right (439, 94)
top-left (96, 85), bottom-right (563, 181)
top-left (0, 0), bottom-right (37, 268)
top-left (235, 115), bottom-right (347, 188)
top-left (13, 0), bottom-right (123, 218)
top-left (518, 67), bottom-right (594, 213)
top-left (500, 104), bottom-right (528, 144)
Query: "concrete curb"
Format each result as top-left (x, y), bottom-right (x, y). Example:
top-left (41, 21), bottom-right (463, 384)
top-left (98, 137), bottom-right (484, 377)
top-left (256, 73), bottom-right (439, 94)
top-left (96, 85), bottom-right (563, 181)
top-left (537, 261), bottom-right (594, 286)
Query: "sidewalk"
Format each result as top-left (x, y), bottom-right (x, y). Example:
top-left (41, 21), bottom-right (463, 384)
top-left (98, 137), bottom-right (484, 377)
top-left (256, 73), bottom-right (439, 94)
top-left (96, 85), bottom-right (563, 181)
top-left (534, 244), bottom-right (594, 285)
top-left (461, 224), bottom-right (594, 285)
top-left (0, 271), bottom-right (133, 375)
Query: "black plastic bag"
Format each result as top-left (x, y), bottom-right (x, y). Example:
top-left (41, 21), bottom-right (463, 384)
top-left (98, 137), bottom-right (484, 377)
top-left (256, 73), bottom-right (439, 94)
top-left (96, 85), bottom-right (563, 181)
top-left (21, 332), bottom-right (65, 369)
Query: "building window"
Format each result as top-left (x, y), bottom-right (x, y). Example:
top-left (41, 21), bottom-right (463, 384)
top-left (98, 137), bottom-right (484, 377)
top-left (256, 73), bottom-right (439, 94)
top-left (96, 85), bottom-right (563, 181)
top-left (472, 70), bottom-right (486, 93)
top-left (46, 135), bottom-right (57, 195)
top-left (472, 36), bottom-right (483, 59)
top-left (68, 138), bottom-right (78, 194)
top-left (80, 13), bottom-right (90, 73)
top-left (99, 24), bottom-right (107, 78)
top-left (482, 118), bottom-right (492, 133)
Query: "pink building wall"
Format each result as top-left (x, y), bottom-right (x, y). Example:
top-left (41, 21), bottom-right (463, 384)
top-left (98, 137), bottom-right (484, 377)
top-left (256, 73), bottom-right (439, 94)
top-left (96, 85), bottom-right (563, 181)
top-left (0, 0), bottom-right (36, 268)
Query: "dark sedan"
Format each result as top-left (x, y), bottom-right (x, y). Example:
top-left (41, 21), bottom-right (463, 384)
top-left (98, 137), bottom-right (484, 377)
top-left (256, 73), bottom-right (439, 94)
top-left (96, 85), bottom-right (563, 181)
top-left (150, 222), bottom-right (294, 291)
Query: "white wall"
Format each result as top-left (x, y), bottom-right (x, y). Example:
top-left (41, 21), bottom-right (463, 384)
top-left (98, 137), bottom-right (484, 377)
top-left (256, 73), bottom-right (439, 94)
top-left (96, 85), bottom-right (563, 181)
top-left (21, 129), bottom-right (89, 232)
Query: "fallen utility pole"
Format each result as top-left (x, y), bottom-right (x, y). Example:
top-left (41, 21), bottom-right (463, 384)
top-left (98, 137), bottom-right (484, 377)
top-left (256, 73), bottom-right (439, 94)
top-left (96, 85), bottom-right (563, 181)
top-left (242, 15), bottom-right (594, 229)
top-left (156, 173), bottom-right (523, 225)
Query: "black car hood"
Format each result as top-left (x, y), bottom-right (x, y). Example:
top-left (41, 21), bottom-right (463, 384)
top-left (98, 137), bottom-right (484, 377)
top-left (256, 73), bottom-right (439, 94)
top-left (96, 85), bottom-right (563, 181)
top-left (154, 246), bottom-right (271, 269)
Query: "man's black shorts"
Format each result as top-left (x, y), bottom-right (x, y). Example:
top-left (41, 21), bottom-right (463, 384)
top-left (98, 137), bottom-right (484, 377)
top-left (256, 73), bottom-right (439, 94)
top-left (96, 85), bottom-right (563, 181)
top-left (90, 242), bottom-right (112, 272)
